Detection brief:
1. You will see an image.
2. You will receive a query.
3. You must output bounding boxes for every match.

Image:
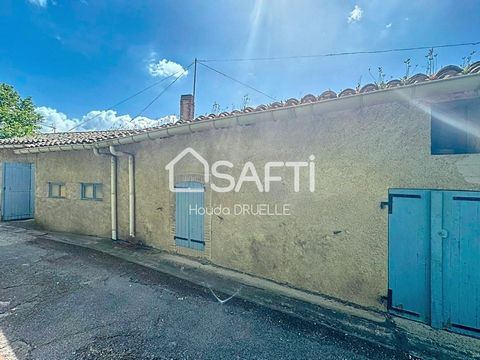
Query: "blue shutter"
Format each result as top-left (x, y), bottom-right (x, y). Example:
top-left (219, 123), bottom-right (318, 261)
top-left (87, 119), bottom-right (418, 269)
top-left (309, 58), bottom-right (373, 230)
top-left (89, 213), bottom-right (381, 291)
top-left (175, 182), bottom-right (205, 251)
top-left (188, 187), bottom-right (205, 251)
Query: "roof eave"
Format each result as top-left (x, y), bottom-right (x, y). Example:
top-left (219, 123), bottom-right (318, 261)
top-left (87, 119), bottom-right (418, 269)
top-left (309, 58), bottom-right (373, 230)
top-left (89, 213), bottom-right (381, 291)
top-left (10, 73), bottom-right (480, 155)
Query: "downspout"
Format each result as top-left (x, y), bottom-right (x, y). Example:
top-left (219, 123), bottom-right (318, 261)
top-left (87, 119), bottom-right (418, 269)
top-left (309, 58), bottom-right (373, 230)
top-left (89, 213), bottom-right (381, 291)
top-left (93, 147), bottom-right (118, 240)
top-left (109, 145), bottom-right (135, 238)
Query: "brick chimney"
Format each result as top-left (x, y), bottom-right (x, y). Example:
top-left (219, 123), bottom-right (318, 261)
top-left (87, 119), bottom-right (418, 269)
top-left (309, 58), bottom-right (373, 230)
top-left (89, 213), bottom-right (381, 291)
top-left (180, 94), bottom-right (194, 121)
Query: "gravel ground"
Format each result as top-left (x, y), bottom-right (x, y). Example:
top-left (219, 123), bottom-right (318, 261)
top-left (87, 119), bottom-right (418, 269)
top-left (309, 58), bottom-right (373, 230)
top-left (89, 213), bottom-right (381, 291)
top-left (0, 225), bottom-right (404, 360)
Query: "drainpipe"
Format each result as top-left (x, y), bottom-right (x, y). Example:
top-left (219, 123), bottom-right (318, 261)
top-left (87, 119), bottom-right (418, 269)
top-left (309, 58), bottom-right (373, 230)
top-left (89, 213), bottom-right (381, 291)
top-left (109, 146), bottom-right (135, 239)
top-left (93, 148), bottom-right (118, 240)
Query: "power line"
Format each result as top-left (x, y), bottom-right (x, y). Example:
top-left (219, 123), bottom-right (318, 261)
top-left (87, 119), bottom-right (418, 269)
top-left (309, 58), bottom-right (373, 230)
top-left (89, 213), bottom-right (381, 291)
top-left (193, 58), bottom-right (198, 100)
top-left (65, 40), bottom-right (479, 132)
top-left (131, 62), bottom-right (194, 122)
top-left (198, 41), bottom-right (480, 63)
top-left (198, 62), bottom-right (276, 101)
top-left (67, 65), bottom-right (192, 132)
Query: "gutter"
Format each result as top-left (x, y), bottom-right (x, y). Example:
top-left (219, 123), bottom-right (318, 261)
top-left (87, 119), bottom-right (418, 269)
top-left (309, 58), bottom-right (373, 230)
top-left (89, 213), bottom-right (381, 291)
top-left (93, 147), bottom-right (118, 241)
top-left (109, 146), bottom-right (135, 239)
top-left (9, 73), bottom-right (480, 156)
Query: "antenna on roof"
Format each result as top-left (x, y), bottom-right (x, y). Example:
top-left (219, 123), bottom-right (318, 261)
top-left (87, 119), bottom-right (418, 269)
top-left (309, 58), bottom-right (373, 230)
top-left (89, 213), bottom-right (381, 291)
top-left (192, 57), bottom-right (198, 118)
top-left (42, 123), bottom-right (57, 133)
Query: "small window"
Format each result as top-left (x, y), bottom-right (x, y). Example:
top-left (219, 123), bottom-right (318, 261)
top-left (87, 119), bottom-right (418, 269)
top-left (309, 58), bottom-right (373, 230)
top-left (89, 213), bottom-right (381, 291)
top-left (81, 183), bottom-right (103, 200)
top-left (48, 182), bottom-right (66, 198)
top-left (431, 97), bottom-right (480, 155)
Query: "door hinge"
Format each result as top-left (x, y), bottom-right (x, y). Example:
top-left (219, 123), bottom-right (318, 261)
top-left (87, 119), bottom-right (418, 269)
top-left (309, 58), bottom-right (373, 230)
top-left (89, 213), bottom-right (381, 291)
top-left (387, 193), bottom-right (421, 214)
top-left (380, 201), bottom-right (389, 210)
top-left (387, 289), bottom-right (393, 309)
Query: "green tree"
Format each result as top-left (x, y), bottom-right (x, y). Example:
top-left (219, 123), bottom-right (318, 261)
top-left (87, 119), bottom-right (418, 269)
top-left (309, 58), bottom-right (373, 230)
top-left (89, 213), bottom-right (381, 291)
top-left (0, 83), bottom-right (42, 138)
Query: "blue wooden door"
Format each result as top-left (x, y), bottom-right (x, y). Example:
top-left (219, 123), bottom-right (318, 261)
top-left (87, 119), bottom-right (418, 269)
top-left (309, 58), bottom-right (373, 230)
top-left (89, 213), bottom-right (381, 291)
top-left (441, 191), bottom-right (480, 337)
top-left (388, 189), bottom-right (431, 323)
top-left (2, 163), bottom-right (35, 221)
top-left (175, 181), bottom-right (205, 251)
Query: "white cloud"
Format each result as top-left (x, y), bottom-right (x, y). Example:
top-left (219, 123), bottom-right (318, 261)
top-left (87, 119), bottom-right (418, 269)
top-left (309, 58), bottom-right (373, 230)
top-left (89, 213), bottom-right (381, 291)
top-left (27, 0), bottom-right (48, 7)
top-left (386, 23), bottom-right (392, 28)
top-left (148, 58), bottom-right (188, 78)
top-left (37, 107), bottom-right (77, 132)
top-left (37, 106), bottom-right (177, 133)
top-left (347, 5), bottom-right (363, 23)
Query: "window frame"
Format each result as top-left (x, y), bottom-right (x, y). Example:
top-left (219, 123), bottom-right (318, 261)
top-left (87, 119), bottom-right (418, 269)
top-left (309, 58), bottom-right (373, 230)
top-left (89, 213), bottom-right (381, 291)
top-left (80, 183), bottom-right (103, 201)
top-left (431, 97), bottom-right (480, 155)
top-left (48, 182), bottom-right (66, 199)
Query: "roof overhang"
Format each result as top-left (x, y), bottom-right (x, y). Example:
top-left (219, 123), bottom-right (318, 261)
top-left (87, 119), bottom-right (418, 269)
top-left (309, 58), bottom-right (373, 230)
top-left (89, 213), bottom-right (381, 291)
top-left (10, 73), bottom-right (480, 155)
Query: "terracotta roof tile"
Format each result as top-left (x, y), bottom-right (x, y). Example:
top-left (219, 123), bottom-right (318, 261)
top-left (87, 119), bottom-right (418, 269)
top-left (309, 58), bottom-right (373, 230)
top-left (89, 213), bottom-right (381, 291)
top-left (467, 61), bottom-right (480, 74)
top-left (434, 65), bottom-right (463, 79)
top-left (0, 128), bottom-right (162, 148)
top-left (360, 83), bottom-right (378, 93)
top-left (406, 73), bottom-right (430, 84)
top-left (319, 90), bottom-right (337, 100)
top-left (285, 98), bottom-right (299, 106)
top-left (338, 88), bottom-right (356, 97)
top-left (190, 62), bottom-right (478, 121)
top-left (385, 80), bottom-right (402, 88)
top-left (1, 62), bottom-right (479, 150)
top-left (300, 94), bottom-right (317, 103)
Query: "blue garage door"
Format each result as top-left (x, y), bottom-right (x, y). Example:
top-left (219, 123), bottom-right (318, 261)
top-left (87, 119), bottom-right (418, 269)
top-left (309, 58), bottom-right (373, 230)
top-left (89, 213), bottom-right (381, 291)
top-left (389, 188), bottom-right (480, 338)
top-left (388, 189), bottom-right (431, 323)
top-left (2, 163), bottom-right (35, 221)
top-left (441, 191), bottom-right (480, 337)
top-left (175, 181), bottom-right (205, 251)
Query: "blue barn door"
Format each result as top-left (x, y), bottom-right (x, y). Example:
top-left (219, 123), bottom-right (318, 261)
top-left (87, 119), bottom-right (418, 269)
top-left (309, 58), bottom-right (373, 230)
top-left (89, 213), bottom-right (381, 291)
top-left (388, 189), bottom-right (431, 323)
top-left (389, 188), bottom-right (480, 338)
top-left (440, 191), bottom-right (480, 337)
top-left (174, 181), bottom-right (205, 251)
top-left (2, 163), bottom-right (35, 221)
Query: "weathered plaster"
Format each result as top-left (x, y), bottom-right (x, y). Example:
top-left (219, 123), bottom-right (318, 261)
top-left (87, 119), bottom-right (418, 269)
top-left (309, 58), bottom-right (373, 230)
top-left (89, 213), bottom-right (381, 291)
top-left (1, 99), bottom-right (479, 311)
top-left (455, 154), bottom-right (480, 184)
top-left (110, 101), bottom-right (480, 310)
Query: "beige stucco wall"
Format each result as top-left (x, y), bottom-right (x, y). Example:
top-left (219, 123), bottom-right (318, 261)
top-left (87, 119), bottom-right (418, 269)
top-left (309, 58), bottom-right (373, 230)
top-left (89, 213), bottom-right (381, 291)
top-left (0, 149), bottom-right (111, 237)
top-left (116, 100), bottom-right (480, 310)
top-left (34, 150), bottom-right (111, 237)
top-left (2, 96), bottom-right (479, 310)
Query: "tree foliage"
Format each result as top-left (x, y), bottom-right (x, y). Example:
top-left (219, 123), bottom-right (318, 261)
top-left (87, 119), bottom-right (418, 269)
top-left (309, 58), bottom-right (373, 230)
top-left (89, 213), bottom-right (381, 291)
top-left (0, 83), bottom-right (42, 139)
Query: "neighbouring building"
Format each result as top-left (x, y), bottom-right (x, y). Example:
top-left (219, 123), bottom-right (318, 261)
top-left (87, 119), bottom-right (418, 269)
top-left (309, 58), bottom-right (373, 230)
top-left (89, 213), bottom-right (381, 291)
top-left (1, 63), bottom-right (480, 340)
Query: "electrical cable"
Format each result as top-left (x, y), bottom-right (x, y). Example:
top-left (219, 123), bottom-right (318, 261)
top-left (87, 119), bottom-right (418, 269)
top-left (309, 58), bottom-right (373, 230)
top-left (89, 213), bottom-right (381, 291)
top-left (198, 41), bottom-right (480, 63)
top-left (130, 62), bottom-right (194, 122)
top-left (199, 62), bottom-right (276, 101)
top-left (67, 64), bottom-right (192, 132)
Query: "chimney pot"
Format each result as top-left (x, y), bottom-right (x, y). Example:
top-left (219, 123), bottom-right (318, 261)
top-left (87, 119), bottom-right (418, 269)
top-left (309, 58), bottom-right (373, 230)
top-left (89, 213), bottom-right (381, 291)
top-left (180, 94), bottom-right (194, 121)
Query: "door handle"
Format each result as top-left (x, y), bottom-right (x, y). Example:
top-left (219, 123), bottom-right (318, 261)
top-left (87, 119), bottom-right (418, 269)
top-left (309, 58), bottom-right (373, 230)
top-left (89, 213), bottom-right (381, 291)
top-left (438, 229), bottom-right (449, 239)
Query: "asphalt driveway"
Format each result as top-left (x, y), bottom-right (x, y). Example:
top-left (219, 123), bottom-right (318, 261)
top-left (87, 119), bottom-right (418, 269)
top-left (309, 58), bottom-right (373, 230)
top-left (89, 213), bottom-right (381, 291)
top-left (0, 225), bottom-right (402, 360)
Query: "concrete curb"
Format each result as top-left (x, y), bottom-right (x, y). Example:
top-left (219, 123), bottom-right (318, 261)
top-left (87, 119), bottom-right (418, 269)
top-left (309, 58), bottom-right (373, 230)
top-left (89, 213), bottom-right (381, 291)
top-left (10, 225), bottom-right (479, 360)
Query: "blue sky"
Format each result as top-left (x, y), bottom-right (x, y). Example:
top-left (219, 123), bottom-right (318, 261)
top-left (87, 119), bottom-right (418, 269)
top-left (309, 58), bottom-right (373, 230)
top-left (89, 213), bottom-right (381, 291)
top-left (1, 0), bottom-right (479, 131)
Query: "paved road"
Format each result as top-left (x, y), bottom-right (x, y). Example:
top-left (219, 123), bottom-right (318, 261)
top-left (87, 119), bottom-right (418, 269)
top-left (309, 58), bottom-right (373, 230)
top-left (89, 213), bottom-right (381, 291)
top-left (0, 225), bottom-right (403, 360)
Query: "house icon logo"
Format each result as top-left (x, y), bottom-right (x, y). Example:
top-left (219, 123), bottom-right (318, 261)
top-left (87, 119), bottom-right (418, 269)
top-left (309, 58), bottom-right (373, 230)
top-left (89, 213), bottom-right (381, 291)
top-left (165, 147), bottom-right (209, 192)
top-left (166, 147), bottom-right (316, 194)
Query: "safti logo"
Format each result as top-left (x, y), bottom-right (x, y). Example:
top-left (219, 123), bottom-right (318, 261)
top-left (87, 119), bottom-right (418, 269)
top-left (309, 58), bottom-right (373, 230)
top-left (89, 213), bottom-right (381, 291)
top-left (165, 147), bottom-right (315, 193)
